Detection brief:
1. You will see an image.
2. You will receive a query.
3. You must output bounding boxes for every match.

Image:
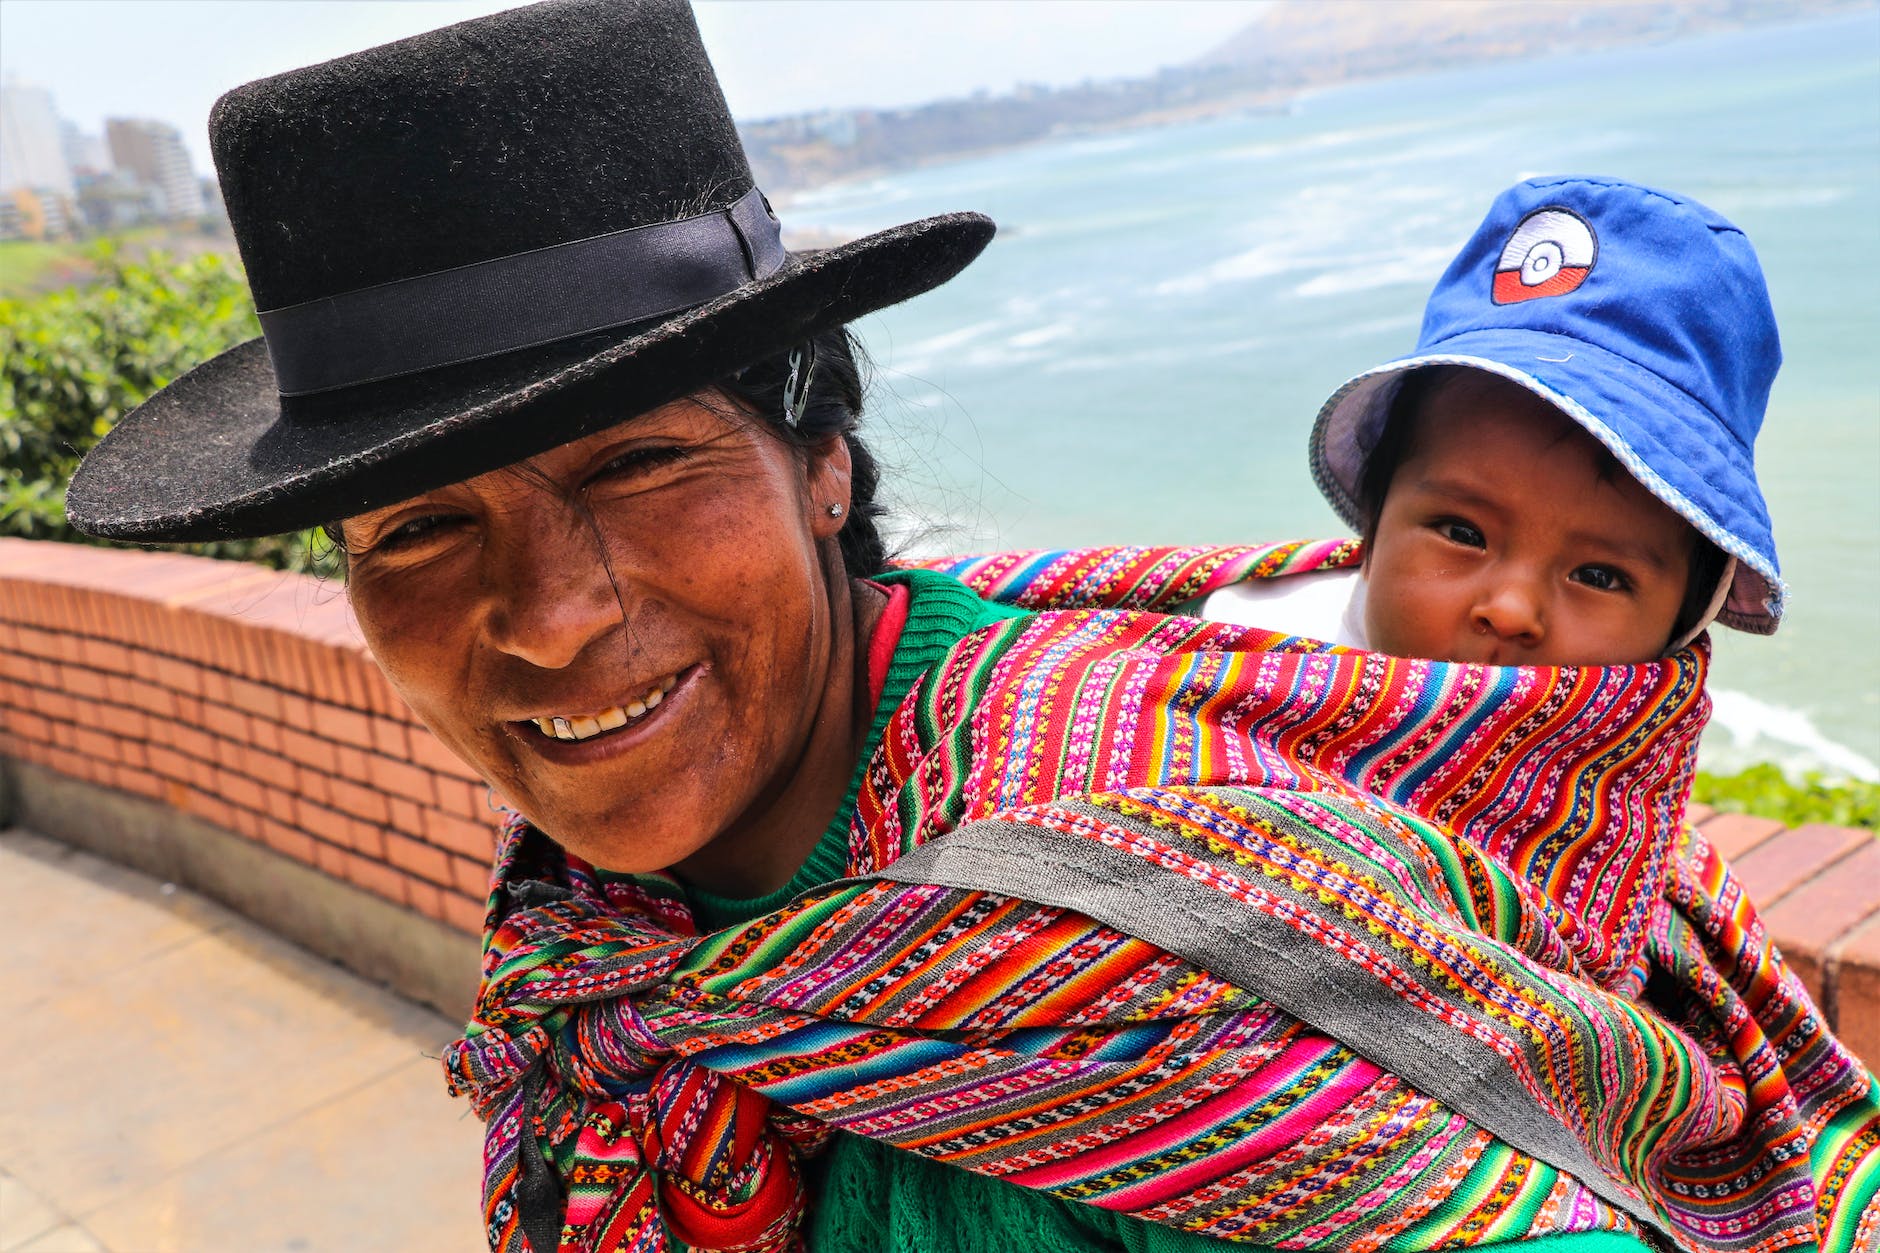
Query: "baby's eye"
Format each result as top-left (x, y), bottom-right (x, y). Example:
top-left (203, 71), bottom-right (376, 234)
top-left (1435, 520), bottom-right (1485, 548)
top-left (1570, 564), bottom-right (1630, 593)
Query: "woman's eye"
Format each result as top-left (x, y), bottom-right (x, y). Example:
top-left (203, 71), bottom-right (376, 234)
top-left (1435, 520), bottom-right (1485, 548)
top-left (1570, 564), bottom-right (1629, 592)
top-left (595, 445), bottom-right (694, 481)
top-left (378, 513), bottom-right (462, 550)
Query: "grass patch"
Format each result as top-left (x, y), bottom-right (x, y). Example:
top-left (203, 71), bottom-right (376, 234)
top-left (1693, 764), bottom-right (1880, 831)
top-left (0, 240), bottom-right (91, 297)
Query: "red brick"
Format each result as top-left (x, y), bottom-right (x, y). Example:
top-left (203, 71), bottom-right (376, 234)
top-left (248, 717), bottom-right (283, 754)
top-left (50, 719), bottom-right (77, 750)
top-left (332, 744), bottom-right (370, 782)
top-left (344, 852), bottom-right (409, 906)
top-left (1700, 812), bottom-right (1786, 863)
top-left (63, 666), bottom-right (109, 700)
top-left (279, 726), bottom-right (338, 774)
top-left (13, 625), bottom-right (59, 659)
top-left (405, 879), bottom-right (447, 923)
top-left (98, 704), bottom-right (148, 741)
top-left (72, 726), bottom-right (119, 764)
top-left (118, 739), bottom-right (148, 770)
top-left (311, 701), bottom-right (374, 749)
top-left (366, 753), bottom-right (436, 806)
top-left (1759, 840), bottom-right (1880, 1004)
top-left (79, 637), bottom-right (134, 675)
top-left (1832, 912), bottom-right (1880, 1072)
top-left (279, 691), bottom-right (314, 730)
top-left (261, 818), bottom-right (317, 865)
top-left (198, 669), bottom-right (232, 707)
top-left (1732, 824), bottom-right (1874, 909)
top-left (296, 799), bottom-right (353, 847)
top-left (181, 788), bottom-right (235, 832)
top-left (350, 820), bottom-right (386, 860)
top-left (384, 831), bottom-right (451, 884)
top-left (297, 767), bottom-right (333, 806)
top-left (442, 891), bottom-right (487, 935)
top-left (386, 797), bottom-right (424, 840)
top-left (218, 769), bottom-right (267, 813)
top-left (147, 744), bottom-right (193, 784)
top-left (312, 838), bottom-right (350, 880)
top-left (368, 715), bottom-right (409, 759)
top-left (228, 805), bottom-right (264, 841)
top-left (449, 854), bottom-right (492, 897)
top-left (122, 677), bottom-right (176, 718)
top-left (327, 775), bottom-right (390, 825)
top-left (440, 777), bottom-right (491, 821)
top-left (406, 728), bottom-right (473, 778)
top-left (32, 687), bottom-right (76, 723)
top-left (170, 723), bottom-right (216, 764)
top-left (153, 655), bottom-right (203, 695)
top-left (201, 701), bottom-right (248, 742)
top-left (227, 676), bottom-right (283, 721)
top-left (1684, 802), bottom-right (1715, 826)
top-left (117, 766), bottom-right (163, 800)
top-left (424, 809), bottom-right (499, 861)
top-left (6, 710), bottom-right (52, 745)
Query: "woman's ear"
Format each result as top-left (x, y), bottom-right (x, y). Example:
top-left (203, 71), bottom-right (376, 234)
top-left (809, 434), bottom-right (853, 540)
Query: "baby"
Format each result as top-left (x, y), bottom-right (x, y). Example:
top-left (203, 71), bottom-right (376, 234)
top-left (1207, 175), bottom-right (1782, 663)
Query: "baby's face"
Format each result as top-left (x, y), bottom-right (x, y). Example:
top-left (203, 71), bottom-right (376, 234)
top-left (1363, 371), bottom-right (1695, 666)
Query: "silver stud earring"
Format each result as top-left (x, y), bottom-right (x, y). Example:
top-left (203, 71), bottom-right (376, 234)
top-left (827, 503), bottom-right (843, 518)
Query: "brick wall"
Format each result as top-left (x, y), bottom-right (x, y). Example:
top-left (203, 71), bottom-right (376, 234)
top-left (0, 537), bottom-right (494, 935)
top-left (0, 537), bottom-right (1875, 1065)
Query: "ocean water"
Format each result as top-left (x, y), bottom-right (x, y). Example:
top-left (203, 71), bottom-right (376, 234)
top-left (786, 11), bottom-right (1880, 779)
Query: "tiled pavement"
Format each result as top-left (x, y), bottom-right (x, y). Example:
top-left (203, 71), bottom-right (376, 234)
top-left (0, 829), bottom-right (484, 1252)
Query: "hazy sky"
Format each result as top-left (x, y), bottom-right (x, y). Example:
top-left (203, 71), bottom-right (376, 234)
top-left (0, 0), bottom-right (1268, 173)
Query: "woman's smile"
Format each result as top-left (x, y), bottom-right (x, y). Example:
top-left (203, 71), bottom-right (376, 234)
top-left (518, 668), bottom-right (683, 743)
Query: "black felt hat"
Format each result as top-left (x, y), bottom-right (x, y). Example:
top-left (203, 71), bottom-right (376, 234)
top-left (66, 0), bottom-right (994, 542)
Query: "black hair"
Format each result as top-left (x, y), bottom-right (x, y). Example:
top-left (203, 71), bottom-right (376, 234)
top-left (714, 327), bottom-right (889, 577)
top-left (1356, 365), bottom-right (1729, 648)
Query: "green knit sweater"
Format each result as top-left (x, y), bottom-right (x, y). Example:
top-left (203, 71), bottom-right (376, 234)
top-left (686, 568), bottom-right (1650, 1253)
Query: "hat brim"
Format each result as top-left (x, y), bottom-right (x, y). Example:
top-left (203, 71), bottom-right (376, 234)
top-left (1307, 330), bottom-right (1784, 634)
top-left (67, 211), bottom-right (994, 542)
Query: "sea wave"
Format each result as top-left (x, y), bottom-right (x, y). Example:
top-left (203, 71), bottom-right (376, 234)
top-left (1701, 688), bottom-right (1880, 782)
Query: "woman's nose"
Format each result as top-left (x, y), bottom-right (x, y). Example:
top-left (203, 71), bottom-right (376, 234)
top-left (1472, 578), bottom-right (1545, 645)
top-left (481, 520), bottom-right (626, 670)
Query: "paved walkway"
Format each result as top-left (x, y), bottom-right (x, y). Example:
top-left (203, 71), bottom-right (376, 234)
top-left (0, 829), bottom-right (485, 1252)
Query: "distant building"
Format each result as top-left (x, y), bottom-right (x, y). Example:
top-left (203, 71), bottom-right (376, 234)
top-left (60, 118), bottom-right (113, 180)
top-left (105, 117), bottom-right (204, 221)
top-left (1, 185), bottom-right (78, 241)
top-left (76, 170), bottom-right (159, 233)
top-left (1, 79), bottom-right (76, 199)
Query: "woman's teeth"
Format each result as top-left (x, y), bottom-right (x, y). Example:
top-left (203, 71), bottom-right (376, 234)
top-left (533, 674), bottom-right (677, 742)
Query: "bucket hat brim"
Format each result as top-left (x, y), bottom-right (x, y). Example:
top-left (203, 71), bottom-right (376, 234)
top-left (1308, 328), bottom-right (1785, 634)
top-left (67, 211), bottom-right (993, 543)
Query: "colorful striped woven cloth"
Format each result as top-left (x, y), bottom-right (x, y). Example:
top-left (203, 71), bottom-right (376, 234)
top-left (445, 542), bottom-right (1880, 1253)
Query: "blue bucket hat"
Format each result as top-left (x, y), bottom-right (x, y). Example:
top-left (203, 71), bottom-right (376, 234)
top-left (1308, 175), bottom-right (1784, 634)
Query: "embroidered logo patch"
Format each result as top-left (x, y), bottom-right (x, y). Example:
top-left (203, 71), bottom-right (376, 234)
top-left (1493, 207), bottom-right (1597, 304)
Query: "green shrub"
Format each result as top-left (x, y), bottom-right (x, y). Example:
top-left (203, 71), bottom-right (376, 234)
top-left (1693, 764), bottom-right (1880, 831)
top-left (0, 242), bottom-right (338, 577)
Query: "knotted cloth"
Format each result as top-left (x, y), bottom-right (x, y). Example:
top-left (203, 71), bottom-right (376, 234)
top-left (445, 542), bottom-right (1880, 1253)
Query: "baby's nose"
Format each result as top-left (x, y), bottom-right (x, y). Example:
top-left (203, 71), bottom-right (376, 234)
top-left (1472, 579), bottom-right (1545, 645)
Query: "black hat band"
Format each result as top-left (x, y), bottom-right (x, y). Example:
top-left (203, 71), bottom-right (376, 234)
top-left (257, 186), bottom-right (785, 396)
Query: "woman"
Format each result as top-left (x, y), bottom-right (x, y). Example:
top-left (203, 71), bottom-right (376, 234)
top-left (66, 3), bottom-right (1877, 1252)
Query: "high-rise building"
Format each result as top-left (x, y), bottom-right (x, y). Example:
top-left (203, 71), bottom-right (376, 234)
top-left (60, 118), bottom-right (113, 180)
top-left (1, 78), bottom-right (77, 198)
top-left (105, 117), bottom-right (204, 221)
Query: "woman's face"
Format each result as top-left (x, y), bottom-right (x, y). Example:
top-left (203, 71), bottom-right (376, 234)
top-left (342, 392), bottom-right (854, 881)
